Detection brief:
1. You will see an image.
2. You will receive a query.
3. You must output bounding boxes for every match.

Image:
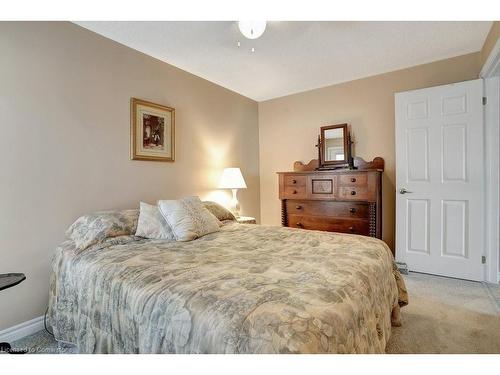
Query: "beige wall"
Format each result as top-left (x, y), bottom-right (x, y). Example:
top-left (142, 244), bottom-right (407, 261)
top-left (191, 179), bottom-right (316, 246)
top-left (258, 52), bottom-right (481, 251)
top-left (0, 22), bottom-right (260, 330)
top-left (480, 21), bottom-right (500, 67)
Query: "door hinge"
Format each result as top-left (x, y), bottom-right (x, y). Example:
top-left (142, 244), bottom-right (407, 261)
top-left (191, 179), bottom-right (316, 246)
top-left (482, 97), bottom-right (487, 105)
top-left (482, 255), bottom-right (487, 264)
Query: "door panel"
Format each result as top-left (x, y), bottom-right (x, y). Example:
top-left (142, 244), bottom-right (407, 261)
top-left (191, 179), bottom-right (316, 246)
top-left (407, 99), bottom-right (429, 119)
top-left (406, 127), bottom-right (430, 182)
top-left (442, 124), bottom-right (467, 182)
top-left (441, 200), bottom-right (468, 258)
top-left (395, 79), bottom-right (484, 281)
top-left (406, 199), bottom-right (430, 254)
top-left (442, 94), bottom-right (467, 115)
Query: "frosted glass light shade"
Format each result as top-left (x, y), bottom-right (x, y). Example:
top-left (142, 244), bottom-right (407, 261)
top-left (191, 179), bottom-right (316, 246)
top-left (238, 21), bottom-right (267, 40)
top-left (219, 168), bottom-right (247, 189)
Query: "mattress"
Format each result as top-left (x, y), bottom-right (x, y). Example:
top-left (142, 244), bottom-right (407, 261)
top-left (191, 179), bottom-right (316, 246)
top-left (48, 222), bottom-right (408, 353)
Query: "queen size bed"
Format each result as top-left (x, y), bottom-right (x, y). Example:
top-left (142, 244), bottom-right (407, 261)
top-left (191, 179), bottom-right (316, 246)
top-left (48, 209), bottom-right (407, 354)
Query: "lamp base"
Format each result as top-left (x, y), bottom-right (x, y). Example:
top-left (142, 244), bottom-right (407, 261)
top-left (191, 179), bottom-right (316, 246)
top-left (231, 189), bottom-right (241, 218)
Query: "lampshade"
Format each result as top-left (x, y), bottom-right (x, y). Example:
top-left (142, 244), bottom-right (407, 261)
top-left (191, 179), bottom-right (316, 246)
top-left (219, 168), bottom-right (247, 189)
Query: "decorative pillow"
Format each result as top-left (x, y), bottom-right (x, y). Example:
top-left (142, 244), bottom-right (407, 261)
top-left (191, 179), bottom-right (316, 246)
top-left (158, 196), bottom-right (220, 241)
top-left (66, 209), bottom-right (139, 251)
top-left (202, 201), bottom-right (236, 222)
top-left (135, 202), bottom-right (174, 240)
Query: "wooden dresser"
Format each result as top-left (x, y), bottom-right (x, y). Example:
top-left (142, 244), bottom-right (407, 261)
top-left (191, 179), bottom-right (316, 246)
top-left (277, 157), bottom-right (383, 238)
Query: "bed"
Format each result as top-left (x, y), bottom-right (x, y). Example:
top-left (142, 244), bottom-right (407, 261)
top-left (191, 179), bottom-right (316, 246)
top-left (48, 217), bottom-right (408, 354)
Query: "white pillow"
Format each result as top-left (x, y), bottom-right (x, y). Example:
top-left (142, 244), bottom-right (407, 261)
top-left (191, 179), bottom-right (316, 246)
top-left (135, 202), bottom-right (175, 240)
top-left (158, 196), bottom-right (220, 241)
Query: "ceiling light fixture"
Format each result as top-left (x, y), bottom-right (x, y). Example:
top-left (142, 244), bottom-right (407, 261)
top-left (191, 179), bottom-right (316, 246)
top-left (238, 21), bottom-right (267, 40)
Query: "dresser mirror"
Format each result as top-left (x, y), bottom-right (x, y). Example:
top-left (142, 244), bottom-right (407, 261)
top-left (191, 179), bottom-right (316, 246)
top-left (318, 123), bottom-right (350, 169)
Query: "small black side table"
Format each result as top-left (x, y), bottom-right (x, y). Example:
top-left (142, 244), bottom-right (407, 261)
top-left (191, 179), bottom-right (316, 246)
top-left (0, 273), bottom-right (26, 354)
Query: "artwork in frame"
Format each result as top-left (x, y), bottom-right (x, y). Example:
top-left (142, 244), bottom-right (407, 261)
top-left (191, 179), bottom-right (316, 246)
top-left (130, 98), bottom-right (175, 162)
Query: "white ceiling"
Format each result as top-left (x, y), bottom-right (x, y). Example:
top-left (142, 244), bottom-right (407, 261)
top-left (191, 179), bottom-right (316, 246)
top-left (75, 21), bottom-right (492, 101)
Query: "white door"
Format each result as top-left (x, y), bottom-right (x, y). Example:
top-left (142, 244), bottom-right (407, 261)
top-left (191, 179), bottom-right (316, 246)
top-left (395, 79), bottom-right (485, 281)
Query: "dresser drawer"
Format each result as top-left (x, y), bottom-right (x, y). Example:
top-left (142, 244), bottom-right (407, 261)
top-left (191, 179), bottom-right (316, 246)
top-left (278, 167), bottom-right (382, 239)
top-left (338, 186), bottom-right (372, 201)
top-left (287, 214), bottom-right (370, 235)
top-left (284, 175), bottom-right (307, 186)
top-left (286, 200), bottom-right (369, 219)
top-left (338, 174), bottom-right (368, 186)
top-left (282, 185), bottom-right (307, 199)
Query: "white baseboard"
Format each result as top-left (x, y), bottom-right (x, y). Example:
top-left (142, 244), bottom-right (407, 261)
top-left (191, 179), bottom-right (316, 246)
top-left (0, 316), bottom-right (44, 342)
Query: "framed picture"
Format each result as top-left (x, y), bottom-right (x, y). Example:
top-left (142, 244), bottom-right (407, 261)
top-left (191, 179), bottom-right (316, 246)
top-left (130, 98), bottom-right (175, 162)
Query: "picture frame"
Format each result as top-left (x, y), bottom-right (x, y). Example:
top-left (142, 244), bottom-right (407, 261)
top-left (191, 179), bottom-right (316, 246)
top-left (130, 98), bottom-right (175, 162)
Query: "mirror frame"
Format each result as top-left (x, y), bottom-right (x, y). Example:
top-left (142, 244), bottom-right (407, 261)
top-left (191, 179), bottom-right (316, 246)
top-left (319, 123), bottom-right (349, 168)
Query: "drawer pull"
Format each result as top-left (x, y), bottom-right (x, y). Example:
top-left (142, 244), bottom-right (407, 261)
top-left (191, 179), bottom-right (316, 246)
top-left (351, 178), bottom-right (356, 182)
top-left (350, 190), bottom-right (356, 195)
top-left (295, 205), bottom-right (302, 210)
top-left (349, 226), bottom-right (355, 231)
top-left (292, 190), bottom-right (297, 194)
top-left (349, 208), bottom-right (356, 213)
top-left (292, 179), bottom-right (297, 184)
top-left (296, 222), bottom-right (303, 228)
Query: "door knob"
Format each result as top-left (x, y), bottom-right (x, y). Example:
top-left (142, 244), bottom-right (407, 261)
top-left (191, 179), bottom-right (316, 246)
top-left (399, 188), bottom-right (413, 194)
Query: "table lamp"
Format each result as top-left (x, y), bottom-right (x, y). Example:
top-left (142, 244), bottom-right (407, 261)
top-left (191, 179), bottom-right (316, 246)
top-left (219, 167), bottom-right (247, 218)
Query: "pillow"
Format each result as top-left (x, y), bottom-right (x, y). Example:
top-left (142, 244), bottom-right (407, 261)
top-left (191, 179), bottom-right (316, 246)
top-left (158, 196), bottom-right (220, 241)
top-left (66, 209), bottom-right (139, 251)
top-left (135, 202), bottom-right (174, 240)
top-left (202, 201), bottom-right (236, 222)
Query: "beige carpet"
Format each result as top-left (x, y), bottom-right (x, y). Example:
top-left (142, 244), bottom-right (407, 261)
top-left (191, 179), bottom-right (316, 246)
top-left (386, 272), bottom-right (500, 354)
